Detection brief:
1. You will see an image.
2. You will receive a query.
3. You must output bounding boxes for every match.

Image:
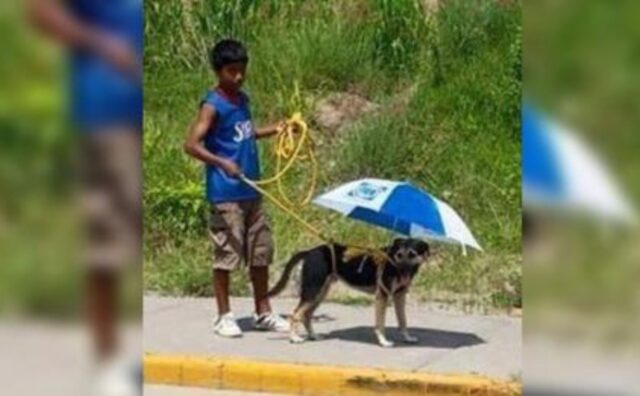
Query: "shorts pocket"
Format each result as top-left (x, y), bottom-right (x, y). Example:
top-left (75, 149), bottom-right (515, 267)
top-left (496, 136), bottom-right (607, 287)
top-left (208, 204), bottom-right (244, 271)
top-left (209, 207), bottom-right (229, 233)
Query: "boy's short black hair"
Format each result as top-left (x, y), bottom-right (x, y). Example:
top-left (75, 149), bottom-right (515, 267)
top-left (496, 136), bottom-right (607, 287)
top-left (209, 39), bottom-right (249, 71)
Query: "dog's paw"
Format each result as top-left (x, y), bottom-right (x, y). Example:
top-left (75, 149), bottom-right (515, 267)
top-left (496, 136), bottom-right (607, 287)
top-left (290, 334), bottom-right (306, 344)
top-left (308, 333), bottom-right (324, 341)
top-left (402, 333), bottom-right (419, 344)
top-left (374, 330), bottom-right (395, 348)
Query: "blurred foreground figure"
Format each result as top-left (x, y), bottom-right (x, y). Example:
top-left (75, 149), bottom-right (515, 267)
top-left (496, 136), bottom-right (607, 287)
top-left (523, 101), bottom-right (640, 393)
top-left (29, 0), bottom-right (142, 395)
top-left (522, 105), bottom-right (639, 395)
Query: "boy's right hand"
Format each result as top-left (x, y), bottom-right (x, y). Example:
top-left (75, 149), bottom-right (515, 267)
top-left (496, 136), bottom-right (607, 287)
top-left (94, 34), bottom-right (140, 77)
top-left (220, 159), bottom-right (241, 178)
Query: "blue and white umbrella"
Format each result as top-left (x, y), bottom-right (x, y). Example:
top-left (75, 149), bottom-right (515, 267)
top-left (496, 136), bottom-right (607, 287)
top-left (523, 105), bottom-right (635, 223)
top-left (313, 178), bottom-right (482, 253)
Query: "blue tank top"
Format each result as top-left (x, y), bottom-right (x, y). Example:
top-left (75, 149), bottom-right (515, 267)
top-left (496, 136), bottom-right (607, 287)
top-left (69, 0), bottom-right (143, 130)
top-left (203, 90), bottom-right (261, 203)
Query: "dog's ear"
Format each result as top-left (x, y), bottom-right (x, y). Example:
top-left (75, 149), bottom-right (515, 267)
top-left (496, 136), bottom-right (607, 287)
top-left (393, 238), bottom-right (405, 247)
top-left (415, 240), bottom-right (430, 256)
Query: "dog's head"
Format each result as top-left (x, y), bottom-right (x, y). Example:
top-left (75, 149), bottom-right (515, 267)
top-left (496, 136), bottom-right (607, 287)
top-left (388, 238), bottom-right (430, 270)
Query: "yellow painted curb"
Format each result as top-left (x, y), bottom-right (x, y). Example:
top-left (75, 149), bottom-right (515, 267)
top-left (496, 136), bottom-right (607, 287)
top-left (144, 353), bottom-right (521, 395)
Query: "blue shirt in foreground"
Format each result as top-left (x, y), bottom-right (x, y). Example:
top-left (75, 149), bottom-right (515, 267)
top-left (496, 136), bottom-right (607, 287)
top-left (69, 0), bottom-right (143, 131)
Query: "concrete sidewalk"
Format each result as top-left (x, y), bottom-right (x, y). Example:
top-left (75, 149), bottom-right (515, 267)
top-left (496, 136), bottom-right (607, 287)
top-left (144, 296), bottom-right (521, 381)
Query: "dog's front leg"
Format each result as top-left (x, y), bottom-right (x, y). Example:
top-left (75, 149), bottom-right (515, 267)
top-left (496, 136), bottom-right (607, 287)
top-left (374, 291), bottom-right (394, 347)
top-left (394, 291), bottom-right (418, 344)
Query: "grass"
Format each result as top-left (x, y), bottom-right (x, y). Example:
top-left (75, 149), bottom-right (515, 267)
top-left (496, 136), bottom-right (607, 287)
top-left (144, 0), bottom-right (522, 310)
top-left (0, 1), bottom-right (81, 317)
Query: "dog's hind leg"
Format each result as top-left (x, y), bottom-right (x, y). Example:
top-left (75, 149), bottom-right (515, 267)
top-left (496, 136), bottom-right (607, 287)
top-left (302, 312), bottom-right (318, 340)
top-left (292, 249), bottom-right (334, 343)
top-left (303, 278), bottom-right (333, 340)
top-left (290, 301), bottom-right (312, 344)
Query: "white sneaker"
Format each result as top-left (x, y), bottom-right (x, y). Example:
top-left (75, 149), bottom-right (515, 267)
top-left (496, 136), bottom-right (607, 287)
top-left (213, 312), bottom-right (242, 338)
top-left (93, 356), bottom-right (140, 396)
top-left (253, 312), bottom-right (290, 332)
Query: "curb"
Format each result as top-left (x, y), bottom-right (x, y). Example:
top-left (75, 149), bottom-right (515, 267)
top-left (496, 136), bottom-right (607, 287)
top-left (144, 353), bottom-right (522, 395)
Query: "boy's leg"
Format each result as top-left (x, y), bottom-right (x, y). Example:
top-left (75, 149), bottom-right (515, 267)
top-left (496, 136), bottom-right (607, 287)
top-left (87, 269), bottom-right (118, 358)
top-left (250, 266), bottom-right (272, 315)
top-left (246, 200), bottom-right (275, 315)
top-left (79, 129), bottom-right (141, 360)
top-left (213, 269), bottom-right (231, 314)
top-left (209, 202), bottom-right (244, 316)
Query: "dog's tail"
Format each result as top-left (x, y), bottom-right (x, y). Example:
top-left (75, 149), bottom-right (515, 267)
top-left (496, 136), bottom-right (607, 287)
top-left (267, 251), bottom-right (307, 298)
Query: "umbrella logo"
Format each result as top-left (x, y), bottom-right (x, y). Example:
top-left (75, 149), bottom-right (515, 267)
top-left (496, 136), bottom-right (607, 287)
top-left (348, 182), bottom-right (387, 201)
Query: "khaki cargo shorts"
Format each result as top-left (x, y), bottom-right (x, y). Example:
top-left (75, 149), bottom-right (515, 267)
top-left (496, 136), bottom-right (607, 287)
top-left (78, 130), bottom-right (142, 271)
top-left (208, 199), bottom-right (274, 271)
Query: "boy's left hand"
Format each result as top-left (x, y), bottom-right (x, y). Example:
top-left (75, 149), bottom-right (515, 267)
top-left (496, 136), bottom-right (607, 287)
top-left (256, 120), bottom-right (293, 139)
top-left (275, 120), bottom-right (288, 133)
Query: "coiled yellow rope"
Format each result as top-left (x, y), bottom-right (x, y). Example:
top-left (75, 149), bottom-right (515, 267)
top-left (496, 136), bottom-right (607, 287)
top-left (250, 112), bottom-right (317, 207)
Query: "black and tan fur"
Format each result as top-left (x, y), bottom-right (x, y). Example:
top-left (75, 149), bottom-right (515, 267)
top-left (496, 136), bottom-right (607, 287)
top-left (267, 238), bottom-right (430, 347)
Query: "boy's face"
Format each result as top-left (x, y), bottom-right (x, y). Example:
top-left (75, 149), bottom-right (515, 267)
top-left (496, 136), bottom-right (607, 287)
top-left (216, 62), bottom-right (247, 91)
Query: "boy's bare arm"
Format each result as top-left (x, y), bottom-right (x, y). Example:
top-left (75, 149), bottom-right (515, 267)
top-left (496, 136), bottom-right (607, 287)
top-left (184, 104), bottom-right (241, 177)
top-left (27, 0), bottom-right (139, 74)
top-left (255, 120), bottom-right (287, 139)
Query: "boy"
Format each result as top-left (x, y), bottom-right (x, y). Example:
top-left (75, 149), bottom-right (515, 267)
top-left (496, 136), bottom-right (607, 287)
top-left (184, 39), bottom-right (289, 337)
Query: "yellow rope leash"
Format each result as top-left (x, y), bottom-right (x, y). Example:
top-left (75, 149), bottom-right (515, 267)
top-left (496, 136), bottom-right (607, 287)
top-left (240, 175), bottom-right (328, 243)
top-left (250, 112), bottom-right (318, 207)
top-left (240, 112), bottom-right (395, 273)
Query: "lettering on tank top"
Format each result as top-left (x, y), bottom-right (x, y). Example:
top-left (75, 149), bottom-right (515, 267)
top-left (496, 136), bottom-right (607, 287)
top-left (233, 120), bottom-right (255, 143)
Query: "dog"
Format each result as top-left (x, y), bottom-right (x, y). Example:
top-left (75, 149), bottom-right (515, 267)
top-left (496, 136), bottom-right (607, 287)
top-left (267, 238), bottom-right (431, 347)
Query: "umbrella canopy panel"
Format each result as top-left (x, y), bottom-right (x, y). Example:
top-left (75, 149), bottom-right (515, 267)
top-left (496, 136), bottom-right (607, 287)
top-left (313, 179), bottom-right (482, 251)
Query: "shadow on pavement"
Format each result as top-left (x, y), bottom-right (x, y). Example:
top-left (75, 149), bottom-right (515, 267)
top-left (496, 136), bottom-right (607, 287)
top-left (325, 326), bottom-right (484, 348)
top-left (236, 314), bottom-right (336, 332)
top-left (236, 316), bottom-right (483, 349)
